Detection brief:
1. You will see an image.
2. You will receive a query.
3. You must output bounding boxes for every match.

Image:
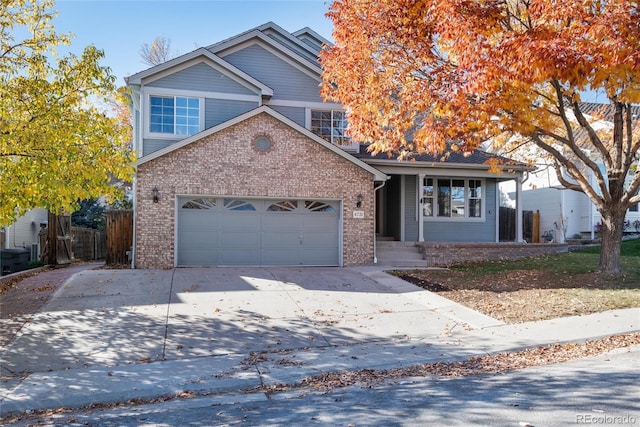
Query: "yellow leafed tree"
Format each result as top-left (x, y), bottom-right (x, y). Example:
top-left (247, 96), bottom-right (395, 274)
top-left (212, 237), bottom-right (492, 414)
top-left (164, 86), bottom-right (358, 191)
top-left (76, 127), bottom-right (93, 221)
top-left (0, 0), bottom-right (134, 226)
top-left (321, 0), bottom-right (640, 274)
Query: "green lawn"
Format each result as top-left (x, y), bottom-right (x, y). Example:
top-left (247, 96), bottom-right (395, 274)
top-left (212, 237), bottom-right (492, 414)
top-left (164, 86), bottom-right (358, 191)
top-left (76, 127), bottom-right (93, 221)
top-left (448, 238), bottom-right (640, 282)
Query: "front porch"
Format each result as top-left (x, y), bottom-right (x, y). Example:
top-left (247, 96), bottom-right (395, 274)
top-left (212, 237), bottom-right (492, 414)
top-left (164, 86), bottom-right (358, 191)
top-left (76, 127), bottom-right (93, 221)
top-left (375, 173), bottom-right (527, 244)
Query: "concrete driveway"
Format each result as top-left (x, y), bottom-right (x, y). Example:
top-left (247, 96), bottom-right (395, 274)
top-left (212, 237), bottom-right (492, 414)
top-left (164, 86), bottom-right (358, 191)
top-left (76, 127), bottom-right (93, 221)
top-left (0, 267), bottom-right (497, 377)
top-left (2, 266), bottom-right (638, 417)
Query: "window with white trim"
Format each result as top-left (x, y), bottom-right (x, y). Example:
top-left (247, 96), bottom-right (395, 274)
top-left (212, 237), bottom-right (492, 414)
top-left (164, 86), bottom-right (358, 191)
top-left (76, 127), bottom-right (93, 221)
top-left (422, 177), bottom-right (483, 219)
top-left (310, 110), bottom-right (349, 145)
top-left (149, 95), bottom-right (201, 136)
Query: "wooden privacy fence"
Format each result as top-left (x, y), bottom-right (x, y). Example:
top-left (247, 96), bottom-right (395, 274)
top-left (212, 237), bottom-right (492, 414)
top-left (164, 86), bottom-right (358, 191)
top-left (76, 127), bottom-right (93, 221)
top-left (106, 210), bottom-right (133, 265)
top-left (38, 210), bottom-right (131, 265)
top-left (71, 227), bottom-right (106, 260)
top-left (39, 211), bottom-right (73, 265)
top-left (499, 207), bottom-right (535, 242)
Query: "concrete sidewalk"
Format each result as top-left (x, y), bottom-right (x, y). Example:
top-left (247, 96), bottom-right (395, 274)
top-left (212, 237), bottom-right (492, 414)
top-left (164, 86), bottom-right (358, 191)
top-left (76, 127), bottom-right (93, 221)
top-left (1, 266), bottom-right (638, 416)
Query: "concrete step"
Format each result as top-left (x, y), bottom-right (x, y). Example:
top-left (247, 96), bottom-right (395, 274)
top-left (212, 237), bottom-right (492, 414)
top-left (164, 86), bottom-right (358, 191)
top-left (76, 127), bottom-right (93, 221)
top-left (376, 251), bottom-right (424, 261)
top-left (375, 241), bottom-right (428, 266)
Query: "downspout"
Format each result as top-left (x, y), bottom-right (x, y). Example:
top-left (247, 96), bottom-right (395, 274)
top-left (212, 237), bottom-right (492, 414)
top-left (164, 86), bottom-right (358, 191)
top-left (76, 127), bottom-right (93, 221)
top-left (373, 180), bottom-right (387, 264)
top-left (131, 176), bottom-right (137, 269)
top-left (130, 86), bottom-right (142, 269)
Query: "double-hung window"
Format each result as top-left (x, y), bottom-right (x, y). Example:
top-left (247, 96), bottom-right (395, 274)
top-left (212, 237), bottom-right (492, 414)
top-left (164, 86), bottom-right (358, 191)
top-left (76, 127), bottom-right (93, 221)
top-left (310, 110), bottom-right (349, 145)
top-left (149, 95), bottom-right (201, 137)
top-left (422, 178), bottom-right (483, 219)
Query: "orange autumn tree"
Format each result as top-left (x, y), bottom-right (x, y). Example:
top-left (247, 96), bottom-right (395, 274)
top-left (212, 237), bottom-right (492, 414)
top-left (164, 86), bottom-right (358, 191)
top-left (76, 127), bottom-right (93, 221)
top-left (321, 0), bottom-right (640, 274)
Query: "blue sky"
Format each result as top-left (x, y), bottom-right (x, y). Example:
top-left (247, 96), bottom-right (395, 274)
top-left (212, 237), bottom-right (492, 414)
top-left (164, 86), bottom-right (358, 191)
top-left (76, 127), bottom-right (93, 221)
top-left (50, 0), bottom-right (608, 103)
top-left (54, 0), bottom-right (334, 86)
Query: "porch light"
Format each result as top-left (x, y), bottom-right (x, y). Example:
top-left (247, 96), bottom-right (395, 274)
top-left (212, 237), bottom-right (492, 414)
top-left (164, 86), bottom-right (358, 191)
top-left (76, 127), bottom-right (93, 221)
top-left (152, 187), bottom-right (159, 203)
top-left (356, 193), bottom-right (363, 208)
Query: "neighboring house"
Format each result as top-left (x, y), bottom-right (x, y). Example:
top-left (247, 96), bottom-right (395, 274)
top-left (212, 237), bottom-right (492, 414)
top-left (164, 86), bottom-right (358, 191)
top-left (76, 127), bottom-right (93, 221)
top-left (521, 103), bottom-right (640, 241)
top-left (126, 22), bottom-right (528, 269)
top-left (1, 208), bottom-right (47, 253)
top-left (1, 208), bottom-right (46, 274)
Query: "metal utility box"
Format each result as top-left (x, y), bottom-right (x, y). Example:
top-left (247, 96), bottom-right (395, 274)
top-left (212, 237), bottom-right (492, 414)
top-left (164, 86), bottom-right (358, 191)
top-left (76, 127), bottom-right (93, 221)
top-left (1, 249), bottom-right (30, 275)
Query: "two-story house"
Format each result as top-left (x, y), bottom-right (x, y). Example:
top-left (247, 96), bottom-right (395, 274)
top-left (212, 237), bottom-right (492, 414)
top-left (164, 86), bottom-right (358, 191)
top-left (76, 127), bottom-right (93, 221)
top-left (126, 22), bottom-right (529, 269)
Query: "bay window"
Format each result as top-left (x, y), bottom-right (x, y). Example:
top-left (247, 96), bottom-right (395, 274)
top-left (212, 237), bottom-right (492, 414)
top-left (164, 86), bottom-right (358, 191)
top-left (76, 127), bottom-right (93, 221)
top-left (422, 177), bottom-right (483, 219)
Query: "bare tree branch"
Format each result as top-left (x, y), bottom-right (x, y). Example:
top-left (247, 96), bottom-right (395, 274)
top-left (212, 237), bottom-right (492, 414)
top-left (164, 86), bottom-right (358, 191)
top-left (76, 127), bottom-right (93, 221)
top-left (139, 36), bottom-right (175, 66)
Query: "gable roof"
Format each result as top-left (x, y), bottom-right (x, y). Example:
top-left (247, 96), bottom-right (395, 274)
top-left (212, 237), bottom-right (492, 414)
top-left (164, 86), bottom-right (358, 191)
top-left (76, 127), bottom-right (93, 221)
top-left (125, 48), bottom-right (273, 98)
top-left (292, 27), bottom-right (332, 53)
top-left (137, 106), bottom-right (388, 182)
top-left (206, 22), bottom-right (323, 77)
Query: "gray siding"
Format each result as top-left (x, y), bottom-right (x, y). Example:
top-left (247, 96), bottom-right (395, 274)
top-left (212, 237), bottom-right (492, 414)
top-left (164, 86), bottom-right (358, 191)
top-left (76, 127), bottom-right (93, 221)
top-left (143, 139), bottom-right (176, 157)
top-left (264, 31), bottom-right (320, 65)
top-left (403, 176), bottom-right (419, 241)
top-left (205, 99), bottom-right (257, 128)
top-left (221, 44), bottom-right (323, 102)
top-left (268, 105), bottom-right (305, 127)
top-left (142, 99), bottom-right (257, 157)
top-left (147, 62), bottom-right (256, 95)
top-left (422, 179), bottom-right (497, 242)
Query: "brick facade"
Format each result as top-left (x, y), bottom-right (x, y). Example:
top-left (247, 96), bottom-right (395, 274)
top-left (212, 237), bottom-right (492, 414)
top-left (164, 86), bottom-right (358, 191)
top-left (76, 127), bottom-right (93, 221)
top-left (135, 112), bottom-right (375, 269)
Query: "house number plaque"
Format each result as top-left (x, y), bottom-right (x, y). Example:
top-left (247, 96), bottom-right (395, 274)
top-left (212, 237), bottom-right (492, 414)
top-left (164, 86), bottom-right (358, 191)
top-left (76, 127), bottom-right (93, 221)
top-left (353, 211), bottom-right (365, 218)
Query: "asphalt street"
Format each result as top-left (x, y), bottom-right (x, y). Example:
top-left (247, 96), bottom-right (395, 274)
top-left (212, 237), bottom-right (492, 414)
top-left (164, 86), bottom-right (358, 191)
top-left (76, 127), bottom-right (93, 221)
top-left (5, 345), bottom-right (638, 426)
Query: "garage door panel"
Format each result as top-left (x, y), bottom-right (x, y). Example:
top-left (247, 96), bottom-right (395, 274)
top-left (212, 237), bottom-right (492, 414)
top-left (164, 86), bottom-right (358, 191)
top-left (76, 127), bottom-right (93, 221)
top-left (262, 230), bottom-right (301, 247)
top-left (219, 231), bottom-right (260, 247)
top-left (178, 249), bottom-right (219, 266)
top-left (262, 248), bottom-right (300, 265)
top-left (300, 230), bottom-right (339, 246)
top-left (261, 214), bottom-right (297, 228)
top-left (299, 249), bottom-right (339, 265)
top-left (179, 213), bottom-right (221, 232)
top-left (219, 213), bottom-right (260, 228)
top-left (219, 249), bottom-right (260, 266)
top-left (178, 197), bottom-right (340, 266)
top-left (179, 230), bottom-right (220, 247)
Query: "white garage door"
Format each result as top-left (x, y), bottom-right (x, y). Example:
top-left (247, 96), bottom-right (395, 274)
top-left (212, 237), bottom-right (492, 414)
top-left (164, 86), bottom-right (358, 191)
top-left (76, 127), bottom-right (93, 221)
top-left (177, 197), bottom-right (340, 266)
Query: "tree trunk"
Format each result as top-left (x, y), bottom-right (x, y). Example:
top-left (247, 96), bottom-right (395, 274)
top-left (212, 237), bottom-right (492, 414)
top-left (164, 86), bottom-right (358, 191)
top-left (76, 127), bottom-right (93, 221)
top-left (598, 205), bottom-right (626, 274)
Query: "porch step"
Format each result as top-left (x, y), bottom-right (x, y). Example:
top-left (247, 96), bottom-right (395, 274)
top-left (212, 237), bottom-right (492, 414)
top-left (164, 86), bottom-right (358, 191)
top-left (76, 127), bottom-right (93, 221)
top-left (375, 241), bottom-right (430, 267)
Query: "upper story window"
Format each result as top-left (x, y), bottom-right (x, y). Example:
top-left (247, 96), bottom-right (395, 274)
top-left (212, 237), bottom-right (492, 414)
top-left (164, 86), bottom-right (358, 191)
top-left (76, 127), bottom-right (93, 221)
top-left (149, 95), bottom-right (201, 137)
top-left (310, 110), bottom-right (350, 146)
top-left (422, 178), bottom-right (483, 219)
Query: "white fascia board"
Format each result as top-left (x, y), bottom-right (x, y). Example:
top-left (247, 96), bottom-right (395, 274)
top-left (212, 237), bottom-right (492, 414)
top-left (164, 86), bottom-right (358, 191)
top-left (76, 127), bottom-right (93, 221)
top-left (370, 162), bottom-right (525, 178)
top-left (127, 48), bottom-right (273, 98)
top-left (208, 22), bottom-right (322, 60)
top-left (266, 99), bottom-right (343, 110)
top-left (292, 27), bottom-right (333, 48)
top-left (211, 31), bottom-right (323, 81)
top-left (141, 86), bottom-right (260, 104)
top-left (260, 24), bottom-right (324, 56)
top-left (137, 106), bottom-right (388, 182)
